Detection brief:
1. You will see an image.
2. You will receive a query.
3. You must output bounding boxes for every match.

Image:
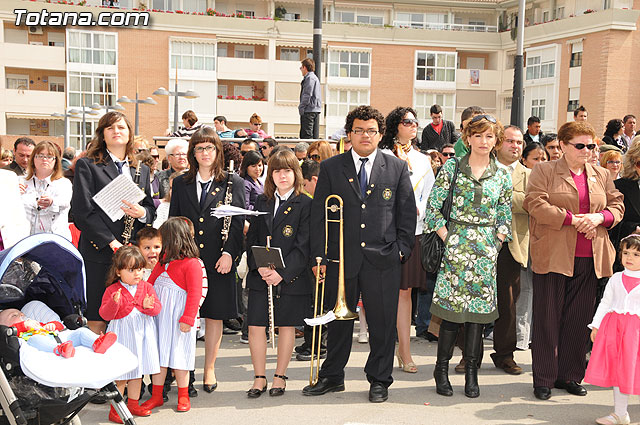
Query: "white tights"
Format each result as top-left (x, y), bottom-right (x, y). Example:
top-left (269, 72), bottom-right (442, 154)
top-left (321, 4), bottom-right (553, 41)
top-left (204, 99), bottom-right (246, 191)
top-left (613, 387), bottom-right (629, 419)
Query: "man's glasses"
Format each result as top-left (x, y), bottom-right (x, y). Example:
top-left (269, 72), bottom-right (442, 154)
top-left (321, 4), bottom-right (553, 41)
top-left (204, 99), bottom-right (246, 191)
top-left (566, 142), bottom-right (596, 150)
top-left (169, 153), bottom-right (188, 157)
top-left (469, 114), bottom-right (497, 124)
top-left (441, 152), bottom-right (455, 158)
top-left (352, 128), bottom-right (379, 136)
top-left (194, 145), bottom-right (215, 154)
top-left (401, 119), bottom-right (419, 127)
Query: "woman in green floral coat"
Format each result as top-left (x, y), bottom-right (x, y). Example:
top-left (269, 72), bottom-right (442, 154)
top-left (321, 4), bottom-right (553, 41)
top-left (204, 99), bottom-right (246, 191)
top-left (424, 115), bottom-right (512, 399)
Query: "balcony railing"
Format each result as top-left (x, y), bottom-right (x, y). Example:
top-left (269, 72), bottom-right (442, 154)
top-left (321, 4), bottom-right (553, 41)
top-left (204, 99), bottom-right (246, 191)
top-left (393, 22), bottom-right (498, 32)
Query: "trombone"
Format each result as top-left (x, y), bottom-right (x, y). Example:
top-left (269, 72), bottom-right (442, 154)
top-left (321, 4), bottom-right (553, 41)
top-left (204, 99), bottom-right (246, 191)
top-left (309, 194), bottom-right (357, 385)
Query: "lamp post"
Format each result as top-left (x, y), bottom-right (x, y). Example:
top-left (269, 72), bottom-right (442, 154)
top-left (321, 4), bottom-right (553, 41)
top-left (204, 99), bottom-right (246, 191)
top-left (153, 68), bottom-right (199, 133)
top-left (90, 102), bottom-right (124, 114)
top-left (51, 111), bottom-right (74, 149)
top-left (117, 81), bottom-right (157, 135)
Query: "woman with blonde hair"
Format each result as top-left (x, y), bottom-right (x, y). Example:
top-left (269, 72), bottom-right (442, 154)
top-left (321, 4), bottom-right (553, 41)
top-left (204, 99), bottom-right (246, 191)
top-left (20, 141), bottom-right (72, 240)
top-left (600, 150), bottom-right (622, 179)
top-left (306, 140), bottom-right (333, 162)
top-left (425, 115), bottom-right (512, 398)
top-left (0, 148), bottom-right (13, 167)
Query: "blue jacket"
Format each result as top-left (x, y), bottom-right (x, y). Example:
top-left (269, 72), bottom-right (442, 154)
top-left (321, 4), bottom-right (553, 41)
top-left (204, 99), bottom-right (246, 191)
top-left (299, 71), bottom-right (322, 115)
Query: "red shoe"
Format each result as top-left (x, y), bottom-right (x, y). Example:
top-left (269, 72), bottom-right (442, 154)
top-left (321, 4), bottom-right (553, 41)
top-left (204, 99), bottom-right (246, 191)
top-left (53, 341), bottom-right (75, 358)
top-left (139, 385), bottom-right (164, 411)
top-left (177, 387), bottom-right (190, 412)
top-left (93, 332), bottom-right (117, 354)
top-left (127, 398), bottom-right (151, 417)
top-left (108, 406), bottom-right (123, 424)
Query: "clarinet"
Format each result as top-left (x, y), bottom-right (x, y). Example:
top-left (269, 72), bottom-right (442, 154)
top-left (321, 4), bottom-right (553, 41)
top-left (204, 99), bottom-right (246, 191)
top-left (121, 161), bottom-right (142, 245)
top-left (220, 160), bottom-right (234, 252)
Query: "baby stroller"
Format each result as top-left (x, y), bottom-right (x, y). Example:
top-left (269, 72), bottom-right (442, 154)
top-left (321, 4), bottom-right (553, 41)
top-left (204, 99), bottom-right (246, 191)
top-left (0, 234), bottom-right (137, 425)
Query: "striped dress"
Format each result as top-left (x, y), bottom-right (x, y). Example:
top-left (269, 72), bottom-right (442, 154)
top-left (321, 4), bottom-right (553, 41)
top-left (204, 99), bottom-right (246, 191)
top-left (106, 282), bottom-right (160, 380)
top-left (154, 263), bottom-right (198, 370)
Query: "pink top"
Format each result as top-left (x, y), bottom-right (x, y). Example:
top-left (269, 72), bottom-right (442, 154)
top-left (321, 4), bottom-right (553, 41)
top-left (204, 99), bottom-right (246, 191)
top-left (562, 170), bottom-right (614, 257)
top-left (622, 273), bottom-right (640, 294)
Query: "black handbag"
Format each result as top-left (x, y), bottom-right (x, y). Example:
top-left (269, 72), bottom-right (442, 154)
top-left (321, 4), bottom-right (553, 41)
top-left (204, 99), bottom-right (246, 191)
top-left (421, 158), bottom-right (459, 274)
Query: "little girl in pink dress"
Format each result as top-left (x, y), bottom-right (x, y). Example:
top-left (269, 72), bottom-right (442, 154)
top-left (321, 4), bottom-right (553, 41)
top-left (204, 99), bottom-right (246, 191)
top-left (585, 234), bottom-right (640, 425)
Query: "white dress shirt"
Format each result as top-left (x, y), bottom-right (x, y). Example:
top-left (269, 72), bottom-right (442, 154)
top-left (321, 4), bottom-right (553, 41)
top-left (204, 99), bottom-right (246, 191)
top-left (273, 187), bottom-right (294, 217)
top-left (196, 171), bottom-right (213, 201)
top-left (351, 148), bottom-right (377, 178)
top-left (20, 174), bottom-right (72, 241)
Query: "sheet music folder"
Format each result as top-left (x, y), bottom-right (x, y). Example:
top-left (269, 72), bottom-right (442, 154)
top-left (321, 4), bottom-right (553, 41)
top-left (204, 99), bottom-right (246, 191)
top-left (251, 246), bottom-right (285, 269)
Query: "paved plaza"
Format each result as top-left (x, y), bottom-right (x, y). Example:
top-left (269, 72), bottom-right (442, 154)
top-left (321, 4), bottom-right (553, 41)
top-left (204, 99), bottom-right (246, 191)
top-left (78, 331), bottom-right (628, 425)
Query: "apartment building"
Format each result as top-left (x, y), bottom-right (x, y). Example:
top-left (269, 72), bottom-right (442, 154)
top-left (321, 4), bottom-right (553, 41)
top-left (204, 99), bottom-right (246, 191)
top-left (0, 0), bottom-right (638, 149)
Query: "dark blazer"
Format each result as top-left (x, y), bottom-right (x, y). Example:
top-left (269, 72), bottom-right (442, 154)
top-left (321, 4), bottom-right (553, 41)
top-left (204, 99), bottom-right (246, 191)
top-left (246, 193), bottom-right (313, 295)
top-left (71, 155), bottom-right (156, 263)
top-left (2, 161), bottom-right (25, 176)
top-left (311, 151), bottom-right (416, 279)
top-left (610, 178), bottom-right (640, 248)
top-left (420, 120), bottom-right (458, 152)
top-left (523, 130), bottom-right (544, 146)
top-left (169, 173), bottom-right (246, 266)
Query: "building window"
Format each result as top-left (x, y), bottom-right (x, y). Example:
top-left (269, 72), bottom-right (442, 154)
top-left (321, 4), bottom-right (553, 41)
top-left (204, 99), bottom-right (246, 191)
top-left (395, 12), bottom-right (447, 29)
top-left (284, 12), bottom-right (301, 21)
top-left (218, 84), bottom-right (227, 97)
top-left (416, 51), bottom-right (456, 82)
top-left (68, 31), bottom-right (116, 65)
top-left (328, 51), bottom-right (370, 78)
top-left (526, 56), bottom-right (555, 80)
top-left (603, 0), bottom-right (612, 9)
top-left (234, 85), bottom-right (253, 98)
top-left (182, 0), bottom-right (206, 13)
top-left (567, 99), bottom-right (579, 111)
top-left (531, 98), bottom-right (546, 120)
top-left (468, 20), bottom-right (486, 31)
top-left (415, 92), bottom-right (455, 121)
top-left (557, 7), bottom-right (565, 19)
top-left (218, 44), bottom-right (228, 58)
top-left (171, 41), bottom-right (215, 71)
top-left (68, 72), bottom-right (116, 108)
top-left (236, 9), bottom-right (255, 17)
top-left (234, 45), bottom-right (255, 59)
top-left (542, 11), bottom-right (550, 22)
top-left (6, 75), bottom-right (29, 90)
top-left (327, 89), bottom-right (368, 117)
top-left (570, 51), bottom-right (582, 67)
top-left (49, 77), bottom-right (65, 92)
top-left (70, 119), bottom-right (97, 150)
top-left (280, 48), bottom-right (300, 61)
top-left (504, 97), bottom-right (512, 110)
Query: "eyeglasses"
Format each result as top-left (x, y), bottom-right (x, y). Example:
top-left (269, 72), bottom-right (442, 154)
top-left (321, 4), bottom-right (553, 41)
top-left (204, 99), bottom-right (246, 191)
top-left (469, 114), bottom-right (497, 124)
top-left (169, 153), bottom-right (188, 157)
top-left (352, 128), bottom-right (379, 136)
top-left (194, 145), bottom-right (215, 154)
top-left (151, 154), bottom-right (160, 159)
top-left (401, 118), bottom-right (419, 127)
top-left (260, 145), bottom-right (269, 151)
top-left (34, 154), bottom-right (55, 161)
top-left (308, 154), bottom-right (321, 161)
top-left (441, 152), bottom-right (455, 158)
top-left (566, 142), bottom-right (596, 150)
top-left (607, 160), bottom-right (621, 165)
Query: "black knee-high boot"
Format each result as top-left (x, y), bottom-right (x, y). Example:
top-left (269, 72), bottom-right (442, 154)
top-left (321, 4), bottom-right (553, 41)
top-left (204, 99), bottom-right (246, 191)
top-left (463, 323), bottom-right (483, 398)
top-left (434, 326), bottom-right (458, 396)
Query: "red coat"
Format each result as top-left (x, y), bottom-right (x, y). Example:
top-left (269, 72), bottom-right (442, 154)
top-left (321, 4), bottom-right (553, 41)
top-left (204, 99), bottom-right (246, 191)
top-left (15, 320), bottom-right (63, 337)
top-left (99, 281), bottom-right (162, 321)
top-left (148, 258), bottom-right (203, 326)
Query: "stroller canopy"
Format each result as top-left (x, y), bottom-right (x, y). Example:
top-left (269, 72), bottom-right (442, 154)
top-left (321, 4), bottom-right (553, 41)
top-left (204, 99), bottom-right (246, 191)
top-left (0, 234), bottom-right (86, 315)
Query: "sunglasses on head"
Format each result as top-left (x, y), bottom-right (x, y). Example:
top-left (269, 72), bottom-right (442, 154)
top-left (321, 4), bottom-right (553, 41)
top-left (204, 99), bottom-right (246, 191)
top-left (401, 118), bottom-right (419, 127)
top-left (566, 142), bottom-right (596, 150)
top-left (469, 114), bottom-right (497, 124)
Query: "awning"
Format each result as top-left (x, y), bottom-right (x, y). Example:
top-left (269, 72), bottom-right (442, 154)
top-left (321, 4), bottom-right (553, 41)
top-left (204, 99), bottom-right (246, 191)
top-left (328, 45), bottom-right (372, 53)
top-left (217, 37), bottom-right (268, 46)
top-left (169, 36), bottom-right (217, 44)
top-left (276, 40), bottom-right (315, 49)
top-left (6, 113), bottom-right (63, 120)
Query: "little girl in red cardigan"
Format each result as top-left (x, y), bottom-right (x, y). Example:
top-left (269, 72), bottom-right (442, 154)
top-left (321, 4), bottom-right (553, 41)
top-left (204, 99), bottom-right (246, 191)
top-left (141, 217), bottom-right (203, 413)
top-left (99, 246), bottom-right (161, 423)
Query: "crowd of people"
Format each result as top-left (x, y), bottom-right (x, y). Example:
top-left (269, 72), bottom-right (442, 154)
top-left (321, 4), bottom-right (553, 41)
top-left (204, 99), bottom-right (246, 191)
top-left (1, 96), bottom-right (640, 425)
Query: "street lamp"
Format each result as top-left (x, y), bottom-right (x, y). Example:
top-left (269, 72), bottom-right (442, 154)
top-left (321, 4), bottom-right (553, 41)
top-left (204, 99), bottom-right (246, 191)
top-left (90, 102), bottom-right (124, 114)
top-left (153, 68), bottom-right (199, 133)
top-left (117, 84), bottom-right (157, 135)
top-left (51, 111), bottom-right (74, 149)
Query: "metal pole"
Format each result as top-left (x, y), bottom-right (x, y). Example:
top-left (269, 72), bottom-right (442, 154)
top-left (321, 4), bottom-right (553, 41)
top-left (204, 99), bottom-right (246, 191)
top-left (81, 97), bottom-right (87, 149)
top-left (63, 114), bottom-right (68, 149)
top-left (173, 77), bottom-right (180, 133)
top-left (510, 0), bottom-right (526, 129)
top-left (312, 0), bottom-right (322, 82)
top-left (135, 91), bottom-right (140, 135)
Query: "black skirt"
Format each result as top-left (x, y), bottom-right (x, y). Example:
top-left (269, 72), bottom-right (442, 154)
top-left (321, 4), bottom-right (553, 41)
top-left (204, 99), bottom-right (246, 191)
top-left (399, 235), bottom-right (428, 290)
top-left (199, 264), bottom-right (239, 320)
top-left (85, 259), bottom-right (111, 321)
top-left (247, 288), bottom-right (309, 327)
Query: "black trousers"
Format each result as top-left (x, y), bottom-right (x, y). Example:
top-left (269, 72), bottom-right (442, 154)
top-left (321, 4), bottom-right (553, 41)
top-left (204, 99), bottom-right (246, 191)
top-left (531, 257), bottom-right (598, 387)
top-left (492, 244), bottom-right (521, 364)
top-left (300, 112), bottom-right (320, 139)
top-left (318, 258), bottom-right (401, 387)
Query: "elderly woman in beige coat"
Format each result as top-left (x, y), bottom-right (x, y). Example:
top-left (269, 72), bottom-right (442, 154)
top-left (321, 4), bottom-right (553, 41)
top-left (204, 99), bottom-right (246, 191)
top-left (524, 121), bottom-right (624, 401)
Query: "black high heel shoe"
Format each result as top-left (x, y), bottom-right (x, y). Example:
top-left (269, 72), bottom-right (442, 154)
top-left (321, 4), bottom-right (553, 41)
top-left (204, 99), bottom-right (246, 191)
top-left (203, 382), bottom-right (217, 393)
top-left (247, 376), bottom-right (267, 398)
top-left (269, 374), bottom-right (288, 396)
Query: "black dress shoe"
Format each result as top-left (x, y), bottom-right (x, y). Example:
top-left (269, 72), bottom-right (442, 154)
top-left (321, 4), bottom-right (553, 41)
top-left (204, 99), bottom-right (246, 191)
top-left (534, 386), bottom-right (551, 400)
top-left (554, 380), bottom-right (587, 396)
top-left (369, 382), bottom-right (388, 403)
top-left (269, 374), bottom-right (288, 396)
top-left (203, 382), bottom-right (217, 393)
top-left (247, 375), bottom-right (267, 398)
top-left (302, 377), bottom-right (345, 396)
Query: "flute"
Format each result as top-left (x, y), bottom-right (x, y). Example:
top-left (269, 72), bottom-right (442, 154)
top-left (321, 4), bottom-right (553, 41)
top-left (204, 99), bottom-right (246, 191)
top-left (266, 236), bottom-right (276, 350)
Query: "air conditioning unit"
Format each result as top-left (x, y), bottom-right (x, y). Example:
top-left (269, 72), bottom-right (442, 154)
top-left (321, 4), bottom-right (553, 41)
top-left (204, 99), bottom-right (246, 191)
top-left (28, 26), bottom-right (43, 35)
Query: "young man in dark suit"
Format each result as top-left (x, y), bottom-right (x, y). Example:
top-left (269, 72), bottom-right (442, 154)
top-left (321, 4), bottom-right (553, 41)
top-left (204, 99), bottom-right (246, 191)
top-left (302, 105), bottom-right (416, 403)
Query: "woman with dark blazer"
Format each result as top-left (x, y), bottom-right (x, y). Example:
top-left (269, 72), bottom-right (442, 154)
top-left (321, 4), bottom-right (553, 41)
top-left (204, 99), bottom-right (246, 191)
top-left (169, 127), bottom-right (245, 392)
top-left (72, 111), bottom-right (155, 334)
top-left (611, 139), bottom-right (640, 263)
top-left (245, 149), bottom-right (312, 398)
top-left (524, 121), bottom-right (624, 401)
